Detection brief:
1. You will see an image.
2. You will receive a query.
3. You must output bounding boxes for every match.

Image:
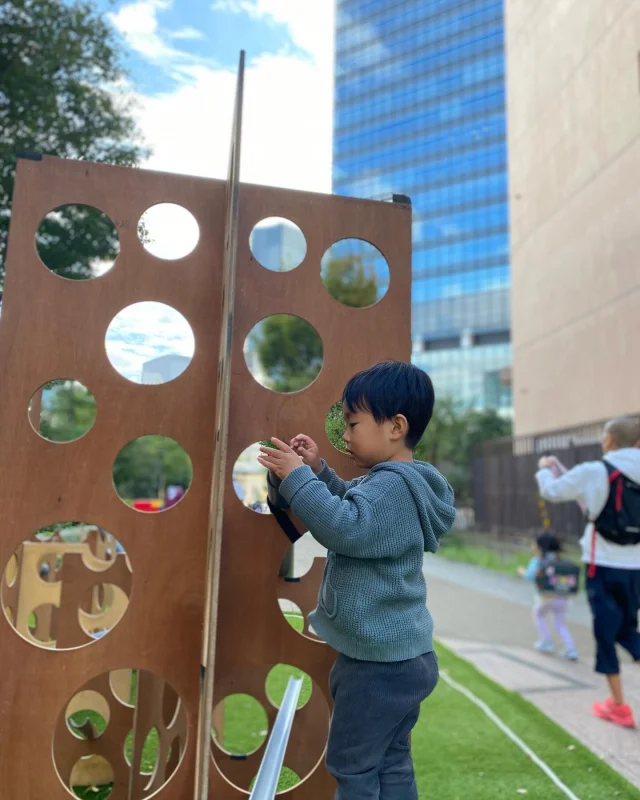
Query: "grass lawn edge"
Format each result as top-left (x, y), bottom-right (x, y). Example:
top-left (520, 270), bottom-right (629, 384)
top-left (430, 641), bottom-right (640, 799)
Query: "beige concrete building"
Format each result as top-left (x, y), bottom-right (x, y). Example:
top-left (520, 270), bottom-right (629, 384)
top-left (507, 0), bottom-right (640, 436)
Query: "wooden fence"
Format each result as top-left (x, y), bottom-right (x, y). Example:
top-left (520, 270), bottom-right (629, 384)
top-left (473, 415), bottom-right (639, 537)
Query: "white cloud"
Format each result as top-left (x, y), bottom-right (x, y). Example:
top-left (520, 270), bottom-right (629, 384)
top-left (210, 0), bottom-right (255, 14)
top-left (104, 2), bottom-right (334, 365)
top-left (109, 0), bottom-right (181, 64)
top-left (169, 26), bottom-right (207, 41)
top-left (233, 0), bottom-right (333, 65)
top-left (133, 1), bottom-right (335, 194)
top-left (140, 203), bottom-right (200, 260)
top-left (105, 302), bottom-right (195, 382)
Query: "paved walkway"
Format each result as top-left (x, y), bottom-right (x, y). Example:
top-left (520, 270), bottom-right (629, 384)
top-left (293, 535), bottom-right (640, 789)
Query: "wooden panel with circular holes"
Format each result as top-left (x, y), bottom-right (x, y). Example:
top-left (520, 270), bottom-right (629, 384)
top-left (0, 155), bottom-right (411, 799)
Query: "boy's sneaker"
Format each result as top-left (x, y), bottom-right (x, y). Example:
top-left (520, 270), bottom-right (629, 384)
top-left (592, 698), bottom-right (636, 728)
top-left (534, 640), bottom-right (555, 654)
top-left (561, 648), bottom-right (579, 661)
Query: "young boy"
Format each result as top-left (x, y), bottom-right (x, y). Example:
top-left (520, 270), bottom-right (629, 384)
top-left (258, 360), bottom-right (456, 799)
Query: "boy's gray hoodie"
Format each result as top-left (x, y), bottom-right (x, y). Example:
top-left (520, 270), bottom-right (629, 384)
top-left (279, 459), bottom-right (455, 662)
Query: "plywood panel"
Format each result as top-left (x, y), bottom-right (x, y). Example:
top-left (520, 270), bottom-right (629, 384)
top-left (0, 154), bottom-right (412, 798)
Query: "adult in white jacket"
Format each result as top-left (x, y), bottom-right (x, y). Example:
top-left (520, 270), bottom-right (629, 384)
top-left (536, 417), bottom-right (640, 729)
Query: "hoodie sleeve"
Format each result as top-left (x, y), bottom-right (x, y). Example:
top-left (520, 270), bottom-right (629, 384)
top-left (279, 466), bottom-right (411, 559)
top-left (315, 460), bottom-right (362, 498)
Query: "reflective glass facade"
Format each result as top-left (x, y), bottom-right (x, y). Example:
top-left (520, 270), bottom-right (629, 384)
top-left (333, 0), bottom-right (512, 410)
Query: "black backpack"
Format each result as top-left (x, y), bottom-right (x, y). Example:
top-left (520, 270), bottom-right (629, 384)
top-left (535, 556), bottom-right (580, 595)
top-left (593, 462), bottom-right (640, 546)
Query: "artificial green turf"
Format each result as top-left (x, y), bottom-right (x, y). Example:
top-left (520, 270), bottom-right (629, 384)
top-left (216, 612), bottom-right (308, 791)
top-left (73, 787), bottom-right (112, 800)
top-left (70, 621), bottom-right (639, 799)
top-left (414, 645), bottom-right (640, 799)
top-left (68, 709), bottom-right (107, 738)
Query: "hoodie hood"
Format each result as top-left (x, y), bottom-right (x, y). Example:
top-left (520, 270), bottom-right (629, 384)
top-left (371, 460), bottom-right (455, 552)
top-left (605, 448), bottom-right (640, 483)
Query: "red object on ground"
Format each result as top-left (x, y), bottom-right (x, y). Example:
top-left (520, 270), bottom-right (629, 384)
top-left (133, 500), bottom-right (161, 512)
top-left (592, 698), bottom-right (636, 729)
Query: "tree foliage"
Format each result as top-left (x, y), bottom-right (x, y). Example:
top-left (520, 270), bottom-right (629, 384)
top-left (324, 400), bottom-right (347, 451)
top-left (323, 396), bottom-right (511, 493)
top-left (251, 315), bottom-right (323, 393)
top-left (112, 436), bottom-right (193, 501)
top-left (252, 256), bottom-right (382, 392)
top-left (0, 0), bottom-right (148, 286)
top-left (415, 398), bottom-right (512, 504)
top-left (37, 381), bottom-right (96, 442)
top-left (35, 384), bottom-right (191, 499)
top-left (321, 255), bottom-right (378, 308)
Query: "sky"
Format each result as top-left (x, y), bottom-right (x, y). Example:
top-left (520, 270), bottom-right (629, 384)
top-left (103, 0), bottom-right (335, 192)
top-left (91, 0), bottom-right (335, 381)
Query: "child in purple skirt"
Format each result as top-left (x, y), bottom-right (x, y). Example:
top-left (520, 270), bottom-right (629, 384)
top-left (518, 532), bottom-right (579, 660)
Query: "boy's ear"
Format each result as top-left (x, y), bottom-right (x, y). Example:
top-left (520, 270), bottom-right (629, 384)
top-left (391, 414), bottom-right (409, 440)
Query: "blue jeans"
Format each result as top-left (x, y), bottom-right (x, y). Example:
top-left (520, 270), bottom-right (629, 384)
top-left (326, 650), bottom-right (439, 799)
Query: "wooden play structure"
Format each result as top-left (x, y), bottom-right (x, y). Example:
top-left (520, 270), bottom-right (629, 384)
top-left (0, 56), bottom-right (411, 798)
top-left (3, 526), bottom-right (131, 647)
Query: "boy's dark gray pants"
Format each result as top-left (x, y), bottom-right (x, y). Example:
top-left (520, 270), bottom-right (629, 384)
top-left (326, 650), bottom-right (439, 799)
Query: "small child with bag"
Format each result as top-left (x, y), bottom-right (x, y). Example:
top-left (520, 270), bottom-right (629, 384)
top-left (518, 532), bottom-right (579, 660)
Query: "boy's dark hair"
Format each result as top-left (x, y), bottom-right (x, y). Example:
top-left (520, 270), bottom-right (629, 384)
top-left (536, 532), bottom-right (562, 556)
top-left (342, 361), bottom-right (435, 449)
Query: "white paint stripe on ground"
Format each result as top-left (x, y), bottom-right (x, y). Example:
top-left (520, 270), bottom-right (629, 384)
top-left (440, 670), bottom-right (582, 800)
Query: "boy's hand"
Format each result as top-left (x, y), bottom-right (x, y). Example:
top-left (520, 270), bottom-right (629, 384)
top-left (290, 434), bottom-right (322, 474)
top-left (258, 438), bottom-right (304, 480)
top-left (517, 566), bottom-right (526, 577)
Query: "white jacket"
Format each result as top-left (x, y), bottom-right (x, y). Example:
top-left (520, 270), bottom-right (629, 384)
top-left (536, 448), bottom-right (640, 569)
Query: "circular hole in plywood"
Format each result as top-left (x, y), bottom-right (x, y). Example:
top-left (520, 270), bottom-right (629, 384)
top-left (212, 666), bottom-right (328, 793)
top-left (35, 204), bottom-right (119, 280)
top-left (105, 301), bottom-right (195, 385)
top-left (278, 598), bottom-right (304, 634)
top-left (321, 239), bottom-right (390, 307)
top-left (4, 553), bottom-right (18, 588)
top-left (141, 727), bottom-right (160, 775)
top-left (249, 217), bottom-right (306, 272)
top-left (232, 442), bottom-right (273, 514)
top-left (69, 755), bottom-right (114, 798)
top-left (265, 664), bottom-right (312, 710)
top-left (113, 435), bottom-right (192, 513)
top-left (66, 690), bottom-right (111, 740)
top-left (0, 523), bottom-right (130, 650)
top-left (163, 682), bottom-right (181, 729)
top-left (244, 315), bottom-right (323, 393)
top-left (37, 552), bottom-right (61, 580)
top-left (28, 603), bottom-right (59, 644)
top-left (325, 400), bottom-right (347, 453)
top-left (110, 669), bottom-right (137, 707)
top-left (277, 542), bottom-right (326, 643)
top-left (56, 670), bottom-right (186, 799)
top-left (138, 203), bottom-right (199, 260)
top-left (79, 583), bottom-right (129, 640)
top-left (28, 379), bottom-right (96, 443)
top-left (124, 728), bottom-right (175, 775)
top-left (250, 766), bottom-right (302, 794)
top-left (211, 694), bottom-right (269, 757)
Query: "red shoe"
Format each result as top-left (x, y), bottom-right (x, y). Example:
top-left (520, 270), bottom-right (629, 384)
top-left (592, 698), bottom-right (636, 728)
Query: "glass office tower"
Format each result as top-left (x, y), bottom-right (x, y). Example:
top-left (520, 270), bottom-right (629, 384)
top-left (333, 0), bottom-right (511, 410)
